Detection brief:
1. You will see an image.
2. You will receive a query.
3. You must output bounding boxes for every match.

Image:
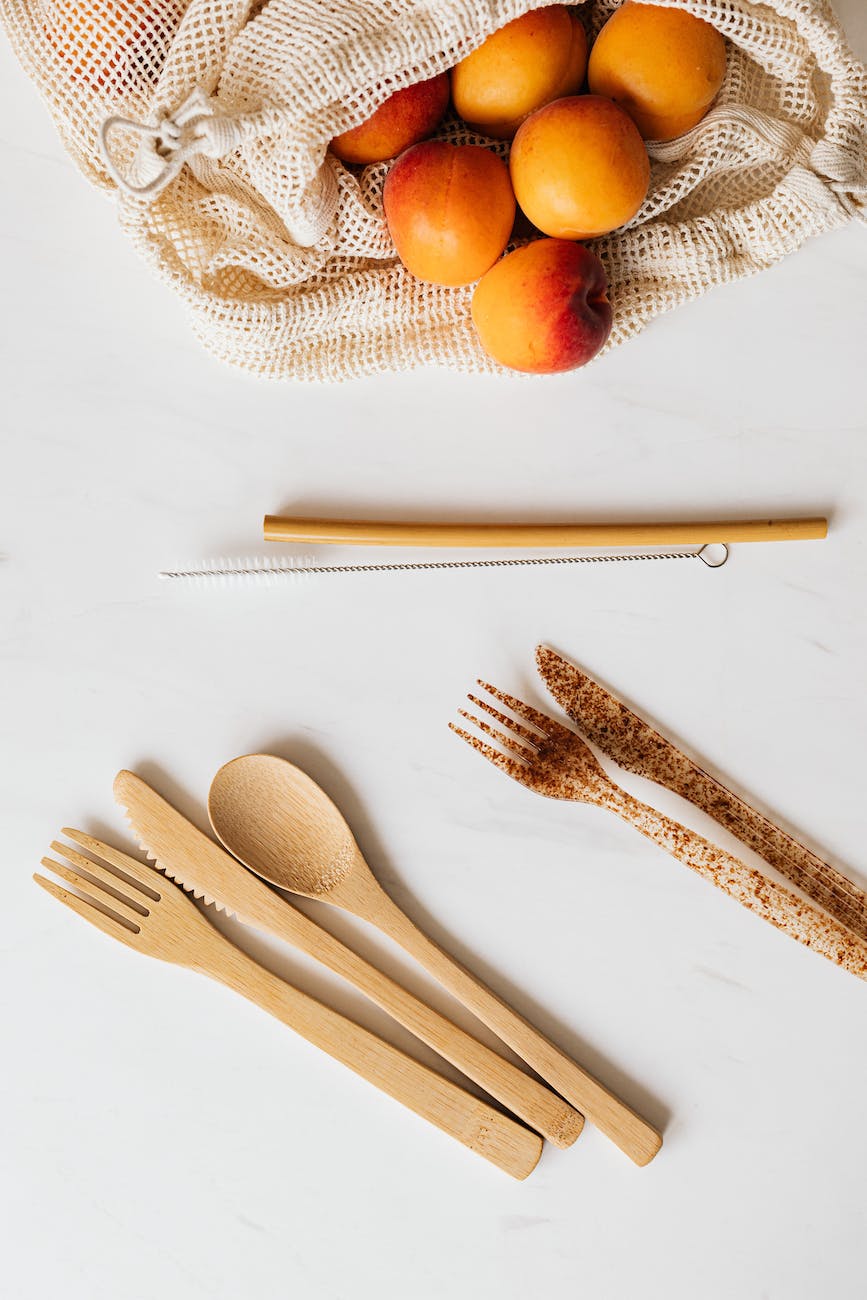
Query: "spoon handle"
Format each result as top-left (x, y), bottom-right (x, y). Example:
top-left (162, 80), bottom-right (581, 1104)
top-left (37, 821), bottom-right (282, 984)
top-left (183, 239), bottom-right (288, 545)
top-left (608, 789), bottom-right (867, 981)
top-left (194, 932), bottom-right (542, 1179)
top-left (362, 885), bottom-right (662, 1166)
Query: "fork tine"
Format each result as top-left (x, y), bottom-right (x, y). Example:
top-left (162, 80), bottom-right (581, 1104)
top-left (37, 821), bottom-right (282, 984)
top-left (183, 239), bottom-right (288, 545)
top-left (61, 829), bottom-right (161, 900)
top-left (49, 842), bottom-right (151, 916)
top-left (41, 857), bottom-right (143, 930)
top-left (457, 710), bottom-right (536, 760)
top-left (466, 694), bottom-right (542, 748)
top-left (477, 681), bottom-right (573, 739)
top-left (448, 722), bottom-right (530, 782)
top-left (33, 873), bottom-right (140, 945)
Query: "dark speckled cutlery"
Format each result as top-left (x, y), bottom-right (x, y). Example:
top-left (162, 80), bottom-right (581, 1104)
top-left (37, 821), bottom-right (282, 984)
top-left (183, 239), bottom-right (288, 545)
top-left (452, 680), bottom-right (867, 983)
top-left (535, 645), bottom-right (867, 945)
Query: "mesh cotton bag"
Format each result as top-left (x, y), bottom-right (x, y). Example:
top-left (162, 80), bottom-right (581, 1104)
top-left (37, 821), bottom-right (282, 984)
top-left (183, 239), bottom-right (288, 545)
top-left (2, 0), bottom-right (866, 379)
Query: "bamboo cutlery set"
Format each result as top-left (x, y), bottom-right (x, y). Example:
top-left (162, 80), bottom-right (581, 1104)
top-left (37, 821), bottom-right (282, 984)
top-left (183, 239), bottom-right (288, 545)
top-left (36, 762), bottom-right (660, 1179)
top-left (35, 634), bottom-right (864, 1179)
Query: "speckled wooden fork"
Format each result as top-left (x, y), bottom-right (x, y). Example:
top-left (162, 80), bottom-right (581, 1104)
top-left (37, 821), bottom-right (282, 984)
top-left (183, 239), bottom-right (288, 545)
top-left (451, 683), bottom-right (867, 982)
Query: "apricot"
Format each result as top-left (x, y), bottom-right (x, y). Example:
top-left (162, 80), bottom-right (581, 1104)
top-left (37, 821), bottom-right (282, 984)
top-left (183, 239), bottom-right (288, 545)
top-left (471, 238), bottom-right (612, 373)
top-left (588, 2), bottom-right (727, 141)
top-left (330, 73), bottom-right (451, 165)
top-left (510, 95), bottom-right (650, 239)
top-left (451, 5), bottom-right (587, 140)
top-left (383, 141), bottom-right (515, 286)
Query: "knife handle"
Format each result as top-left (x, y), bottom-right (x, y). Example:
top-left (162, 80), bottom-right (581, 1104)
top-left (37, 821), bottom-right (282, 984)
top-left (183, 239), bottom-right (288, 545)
top-left (672, 775), bottom-right (867, 943)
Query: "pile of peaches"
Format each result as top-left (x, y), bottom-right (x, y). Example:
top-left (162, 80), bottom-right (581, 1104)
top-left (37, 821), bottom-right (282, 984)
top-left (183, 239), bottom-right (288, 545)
top-left (331, 3), bottom-right (727, 374)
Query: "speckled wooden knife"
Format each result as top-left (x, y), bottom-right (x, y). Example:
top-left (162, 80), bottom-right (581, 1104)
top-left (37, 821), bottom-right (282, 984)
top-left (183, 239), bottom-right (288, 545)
top-left (536, 645), bottom-right (867, 944)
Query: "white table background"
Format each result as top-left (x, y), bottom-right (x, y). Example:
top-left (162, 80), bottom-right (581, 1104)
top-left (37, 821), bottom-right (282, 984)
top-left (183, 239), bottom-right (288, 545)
top-left (2, 6), bottom-right (867, 1296)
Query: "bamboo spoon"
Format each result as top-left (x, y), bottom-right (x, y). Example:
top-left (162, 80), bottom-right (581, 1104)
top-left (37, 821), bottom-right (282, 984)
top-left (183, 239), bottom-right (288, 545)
top-left (207, 754), bottom-right (662, 1166)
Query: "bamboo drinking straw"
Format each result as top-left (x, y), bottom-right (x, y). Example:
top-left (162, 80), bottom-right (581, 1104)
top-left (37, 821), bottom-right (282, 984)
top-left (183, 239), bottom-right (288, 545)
top-left (263, 516), bottom-right (828, 548)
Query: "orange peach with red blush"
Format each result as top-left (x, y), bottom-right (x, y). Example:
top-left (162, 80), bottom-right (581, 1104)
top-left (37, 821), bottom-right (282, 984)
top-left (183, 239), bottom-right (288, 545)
top-left (383, 141), bottom-right (515, 286)
top-left (331, 73), bottom-right (450, 165)
top-left (471, 239), bottom-right (612, 373)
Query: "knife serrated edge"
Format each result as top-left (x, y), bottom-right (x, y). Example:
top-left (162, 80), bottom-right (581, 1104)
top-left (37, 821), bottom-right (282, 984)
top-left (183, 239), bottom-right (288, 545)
top-left (535, 645), bottom-right (867, 938)
top-left (119, 804), bottom-right (231, 913)
top-left (113, 770), bottom-right (286, 931)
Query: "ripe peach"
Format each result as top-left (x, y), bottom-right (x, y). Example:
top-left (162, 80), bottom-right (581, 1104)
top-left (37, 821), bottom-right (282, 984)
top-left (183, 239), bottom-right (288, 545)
top-left (471, 238), bottom-right (612, 373)
top-left (588, 2), bottom-right (727, 141)
top-left (330, 73), bottom-right (450, 165)
top-left (509, 95), bottom-right (650, 239)
top-left (451, 5), bottom-right (587, 140)
top-left (383, 141), bottom-right (516, 286)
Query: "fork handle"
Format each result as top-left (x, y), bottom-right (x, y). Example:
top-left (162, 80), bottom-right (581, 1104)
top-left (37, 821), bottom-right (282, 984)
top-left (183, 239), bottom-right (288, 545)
top-left (607, 789), bottom-right (867, 980)
top-left (193, 942), bottom-right (542, 1179)
top-left (361, 884), bottom-right (662, 1166)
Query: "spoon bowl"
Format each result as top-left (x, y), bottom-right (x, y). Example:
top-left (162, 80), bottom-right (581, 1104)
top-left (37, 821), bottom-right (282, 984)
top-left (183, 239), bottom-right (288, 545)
top-left (209, 754), bottom-right (360, 900)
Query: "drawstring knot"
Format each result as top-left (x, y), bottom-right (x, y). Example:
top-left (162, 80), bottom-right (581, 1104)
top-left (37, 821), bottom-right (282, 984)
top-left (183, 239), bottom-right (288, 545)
top-left (99, 88), bottom-right (243, 198)
top-left (811, 137), bottom-right (867, 225)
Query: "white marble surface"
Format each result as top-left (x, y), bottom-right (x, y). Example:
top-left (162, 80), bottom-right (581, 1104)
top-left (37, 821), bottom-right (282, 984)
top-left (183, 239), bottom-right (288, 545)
top-left (2, 6), bottom-right (867, 1297)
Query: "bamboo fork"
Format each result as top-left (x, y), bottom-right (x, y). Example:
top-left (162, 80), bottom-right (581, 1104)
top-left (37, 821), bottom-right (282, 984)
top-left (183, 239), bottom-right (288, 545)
top-left (34, 832), bottom-right (543, 1179)
top-left (451, 684), bottom-right (867, 983)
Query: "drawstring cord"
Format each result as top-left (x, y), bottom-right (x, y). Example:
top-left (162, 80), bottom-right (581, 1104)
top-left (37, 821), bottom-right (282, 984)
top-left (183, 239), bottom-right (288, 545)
top-left (97, 85), bottom-right (340, 244)
top-left (99, 87), bottom-right (244, 198)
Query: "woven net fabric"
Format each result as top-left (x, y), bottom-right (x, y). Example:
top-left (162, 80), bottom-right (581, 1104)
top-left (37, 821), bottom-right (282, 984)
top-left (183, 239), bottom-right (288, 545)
top-left (3, 0), bottom-right (865, 379)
